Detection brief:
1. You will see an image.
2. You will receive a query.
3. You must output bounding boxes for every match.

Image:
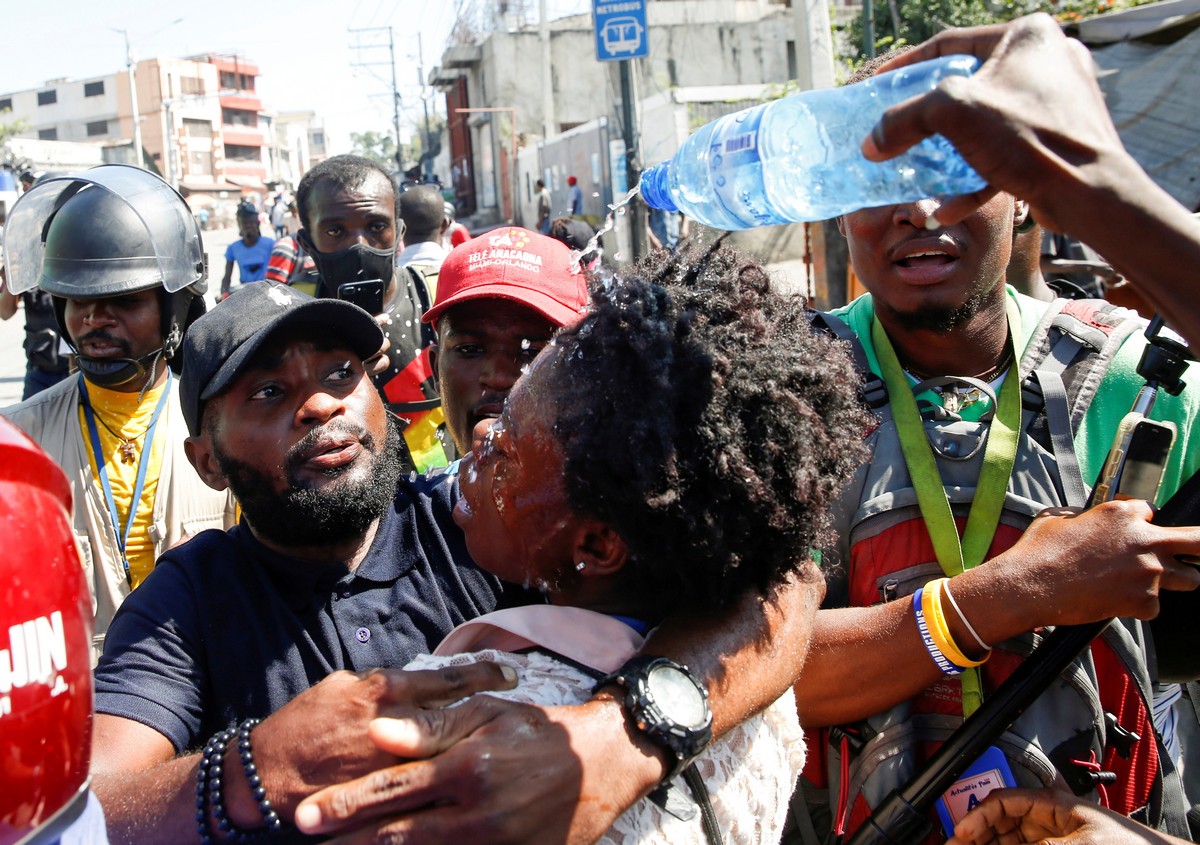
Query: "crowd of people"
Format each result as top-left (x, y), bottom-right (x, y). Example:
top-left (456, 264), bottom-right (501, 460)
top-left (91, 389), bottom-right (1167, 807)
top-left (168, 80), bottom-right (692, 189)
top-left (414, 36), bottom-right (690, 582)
top-left (3, 13), bottom-right (1200, 845)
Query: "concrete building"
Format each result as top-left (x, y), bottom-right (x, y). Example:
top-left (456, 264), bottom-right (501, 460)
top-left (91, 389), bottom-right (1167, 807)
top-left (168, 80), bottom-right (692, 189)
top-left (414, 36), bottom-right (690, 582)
top-left (431, 0), bottom-right (836, 227)
top-left (0, 52), bottom-right (307, 201)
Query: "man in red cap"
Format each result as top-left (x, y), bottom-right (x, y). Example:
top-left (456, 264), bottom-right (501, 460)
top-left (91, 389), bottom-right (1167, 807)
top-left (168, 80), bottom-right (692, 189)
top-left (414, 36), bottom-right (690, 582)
top-left (422, 226), bottom-right (588, 458)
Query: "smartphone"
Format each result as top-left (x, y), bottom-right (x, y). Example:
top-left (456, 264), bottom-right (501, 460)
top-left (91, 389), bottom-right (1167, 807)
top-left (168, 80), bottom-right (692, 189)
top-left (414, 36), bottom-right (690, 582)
top-left (1091, 414), bottom-right (1177, 504)
top-left (338, 279), bottom-right (385, 315)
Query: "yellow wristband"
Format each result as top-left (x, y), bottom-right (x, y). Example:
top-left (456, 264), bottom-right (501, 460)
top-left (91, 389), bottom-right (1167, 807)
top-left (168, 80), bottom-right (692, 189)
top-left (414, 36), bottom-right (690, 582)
top-left (924, 579), bottom-right (987, 669)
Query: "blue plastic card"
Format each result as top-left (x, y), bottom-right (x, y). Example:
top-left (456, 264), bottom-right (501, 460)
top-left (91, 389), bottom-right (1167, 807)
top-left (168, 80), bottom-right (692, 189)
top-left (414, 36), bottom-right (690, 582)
top-left (935, 745), bottom-right (1017, 837)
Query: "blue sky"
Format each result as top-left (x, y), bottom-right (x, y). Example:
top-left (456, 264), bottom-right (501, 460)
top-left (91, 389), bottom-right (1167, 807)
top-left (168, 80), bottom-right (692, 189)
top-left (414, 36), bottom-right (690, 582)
top-left (4, 0), bottom-right (590, 154)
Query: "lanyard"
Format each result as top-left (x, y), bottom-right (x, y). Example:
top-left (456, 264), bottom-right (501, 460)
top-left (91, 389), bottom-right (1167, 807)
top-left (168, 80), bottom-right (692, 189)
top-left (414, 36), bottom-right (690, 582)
top-left (871, 297), bottom-right (1023, 717)
top-left (79, 371), bottom-right (173, 580)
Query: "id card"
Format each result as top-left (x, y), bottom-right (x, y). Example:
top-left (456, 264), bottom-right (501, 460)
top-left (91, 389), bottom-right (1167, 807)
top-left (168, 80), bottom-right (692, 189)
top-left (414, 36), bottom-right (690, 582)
top-left (935, 745), bottom-right (1016, 837)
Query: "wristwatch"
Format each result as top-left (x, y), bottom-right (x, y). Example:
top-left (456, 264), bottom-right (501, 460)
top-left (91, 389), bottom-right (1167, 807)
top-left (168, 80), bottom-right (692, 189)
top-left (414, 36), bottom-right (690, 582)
top-left (597, 655), bottom-right (713, 785)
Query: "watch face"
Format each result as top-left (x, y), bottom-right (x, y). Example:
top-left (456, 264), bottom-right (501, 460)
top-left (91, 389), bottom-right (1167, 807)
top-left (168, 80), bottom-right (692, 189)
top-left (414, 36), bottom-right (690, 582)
top-left (647, 664), bottom-right (708, 728)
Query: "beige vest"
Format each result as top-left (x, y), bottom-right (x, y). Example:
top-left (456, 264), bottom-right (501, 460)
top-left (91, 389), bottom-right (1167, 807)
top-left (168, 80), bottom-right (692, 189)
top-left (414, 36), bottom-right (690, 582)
top-left (2, 375), bottom-right (236, 660)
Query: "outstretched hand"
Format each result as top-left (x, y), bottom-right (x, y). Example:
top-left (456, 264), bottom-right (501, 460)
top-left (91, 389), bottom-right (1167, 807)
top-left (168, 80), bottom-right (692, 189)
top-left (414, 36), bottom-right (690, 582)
top-left (1005, 500), bottom-right (1200, 627)
top-left (958, 499), bottom-right (1200, 646)
top-left (948, 787), bottom-right (1189, 844)
top-left (860, 13), bottom-right (1129, 235)
top-left (226, 663), bottom-right (517, 826)
top-left (293, 696), bottom-right (656, 844)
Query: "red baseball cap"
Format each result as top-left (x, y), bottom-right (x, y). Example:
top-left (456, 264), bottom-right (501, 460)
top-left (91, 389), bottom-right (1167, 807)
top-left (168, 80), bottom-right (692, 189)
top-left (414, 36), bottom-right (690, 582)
top-left (422, 227), bottom-right (589, 328)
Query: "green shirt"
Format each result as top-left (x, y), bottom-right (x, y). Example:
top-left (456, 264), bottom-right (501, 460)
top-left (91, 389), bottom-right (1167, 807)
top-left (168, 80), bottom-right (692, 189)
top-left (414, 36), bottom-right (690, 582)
top-left (833, 288), bottom-right (1200, 504)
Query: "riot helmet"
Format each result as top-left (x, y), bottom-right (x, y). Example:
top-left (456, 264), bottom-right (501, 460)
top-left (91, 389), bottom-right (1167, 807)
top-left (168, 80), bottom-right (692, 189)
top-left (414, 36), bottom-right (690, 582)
top-left (0, 418), bottom-right (95, 845)
top-left (3, 165), bottom-right (208, 386)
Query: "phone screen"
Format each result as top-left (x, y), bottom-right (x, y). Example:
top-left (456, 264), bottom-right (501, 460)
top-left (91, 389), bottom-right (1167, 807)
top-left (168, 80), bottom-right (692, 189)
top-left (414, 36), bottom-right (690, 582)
top-left (337, 280), bottom-right (385, 315)
top-left (1114, 419), bottom-right (1176, 502)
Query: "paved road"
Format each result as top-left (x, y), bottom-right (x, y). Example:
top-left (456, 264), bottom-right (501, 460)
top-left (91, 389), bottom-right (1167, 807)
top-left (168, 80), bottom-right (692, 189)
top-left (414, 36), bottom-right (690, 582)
top-left (0, 226), bottom-right (238, 409)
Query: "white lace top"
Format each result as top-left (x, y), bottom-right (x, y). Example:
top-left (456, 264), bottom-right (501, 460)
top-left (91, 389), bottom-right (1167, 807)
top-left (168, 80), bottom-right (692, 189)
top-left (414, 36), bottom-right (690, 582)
top-left (405, 605), bottom-right (805, 844)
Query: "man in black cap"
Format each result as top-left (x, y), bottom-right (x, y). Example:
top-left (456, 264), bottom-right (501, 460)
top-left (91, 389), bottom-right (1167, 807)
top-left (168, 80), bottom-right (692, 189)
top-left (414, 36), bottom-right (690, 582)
top-left (89, 280), bottom-right (824, 844)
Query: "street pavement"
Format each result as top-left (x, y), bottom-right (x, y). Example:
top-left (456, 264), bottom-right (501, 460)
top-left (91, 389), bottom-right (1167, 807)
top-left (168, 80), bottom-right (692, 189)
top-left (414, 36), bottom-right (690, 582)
top-left (0, 226), bottom-right (238, 410)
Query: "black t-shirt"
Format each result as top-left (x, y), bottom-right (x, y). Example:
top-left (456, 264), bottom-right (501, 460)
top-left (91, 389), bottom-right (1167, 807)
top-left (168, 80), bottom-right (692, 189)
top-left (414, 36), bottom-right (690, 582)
top-left (94, 473), bottom-right (521, 753)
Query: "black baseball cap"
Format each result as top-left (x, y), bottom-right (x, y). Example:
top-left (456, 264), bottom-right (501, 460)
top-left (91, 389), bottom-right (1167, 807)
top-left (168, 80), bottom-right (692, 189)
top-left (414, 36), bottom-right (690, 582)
top-left (179, 282), bottom-right (384, 436)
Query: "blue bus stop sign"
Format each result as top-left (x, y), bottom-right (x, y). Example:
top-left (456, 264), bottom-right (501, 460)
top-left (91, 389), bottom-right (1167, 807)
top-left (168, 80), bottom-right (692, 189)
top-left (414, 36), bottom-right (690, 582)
top-left (593, 0), bottom-right (649, 62)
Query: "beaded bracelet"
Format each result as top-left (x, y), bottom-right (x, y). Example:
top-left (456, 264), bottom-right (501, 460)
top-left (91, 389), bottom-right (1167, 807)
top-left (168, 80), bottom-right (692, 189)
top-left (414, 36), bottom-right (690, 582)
top-left (913, 587), bottom-right (964, 676)
top-left (237, 718), bottom-right (283, 835)
top-left (195, 718), bottom-right (282, 844)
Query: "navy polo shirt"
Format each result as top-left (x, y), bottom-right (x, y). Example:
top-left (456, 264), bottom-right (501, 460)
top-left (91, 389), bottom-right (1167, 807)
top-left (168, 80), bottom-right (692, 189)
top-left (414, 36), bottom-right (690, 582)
top-left (94, 473), bottom-right (521, 753)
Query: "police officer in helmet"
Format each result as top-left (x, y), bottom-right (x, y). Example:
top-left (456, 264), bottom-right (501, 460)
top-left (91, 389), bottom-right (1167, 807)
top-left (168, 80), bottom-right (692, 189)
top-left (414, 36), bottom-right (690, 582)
top-left (1, 165), bottom-right (236, 658)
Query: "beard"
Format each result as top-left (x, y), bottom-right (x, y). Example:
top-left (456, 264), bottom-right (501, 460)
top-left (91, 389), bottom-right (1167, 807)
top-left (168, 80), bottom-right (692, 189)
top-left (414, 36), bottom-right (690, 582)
top-left (890, 282), bottom-right (995, 334)
top-left (214, 416), bottom-right (405, 550)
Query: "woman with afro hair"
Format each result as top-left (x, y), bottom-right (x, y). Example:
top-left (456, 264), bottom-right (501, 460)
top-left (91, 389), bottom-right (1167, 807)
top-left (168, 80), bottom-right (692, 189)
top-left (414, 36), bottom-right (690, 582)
top-left (401, 239), bottom-right (872, 843)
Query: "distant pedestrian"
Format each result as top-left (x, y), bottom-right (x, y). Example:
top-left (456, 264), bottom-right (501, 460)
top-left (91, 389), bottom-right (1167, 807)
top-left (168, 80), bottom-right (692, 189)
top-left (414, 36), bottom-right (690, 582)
top-left (535, 179), bottom-right (552, 234)
top-left (220, 202), bottom-right (274, 300)
top-left (269, 195), bottom-right (288, 238)
top-left (442, 201), bottom-right (471, 249)
top-left (566, 175), bottom-right (582, 216)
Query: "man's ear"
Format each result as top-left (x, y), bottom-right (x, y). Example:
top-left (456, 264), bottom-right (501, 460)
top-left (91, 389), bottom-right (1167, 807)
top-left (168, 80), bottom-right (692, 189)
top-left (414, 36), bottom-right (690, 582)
top-left (573, 522), bottom-right (628, 577)
top-left (184, 433), bottom-right (230, 493)
top-left (835, 216), bottom-right (847, 237)
top-left (427, 343), bottom-right (441, 390)
top-left (296, 228), bottom-right (314, 254)
top-left (1013, 199), bottom-right (1030, 229)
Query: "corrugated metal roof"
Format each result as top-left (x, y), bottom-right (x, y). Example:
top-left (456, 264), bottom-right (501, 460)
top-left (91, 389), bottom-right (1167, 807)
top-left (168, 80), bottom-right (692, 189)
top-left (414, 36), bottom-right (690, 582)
top-left (1072, 1), bottom-right (1200, 211)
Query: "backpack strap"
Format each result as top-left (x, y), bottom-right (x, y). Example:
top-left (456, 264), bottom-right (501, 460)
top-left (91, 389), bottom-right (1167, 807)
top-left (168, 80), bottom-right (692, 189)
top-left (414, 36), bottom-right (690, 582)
top-left (809, 310), bottom-right (888, 412)
top-left (1018, 298), bottom-right (1145, 506)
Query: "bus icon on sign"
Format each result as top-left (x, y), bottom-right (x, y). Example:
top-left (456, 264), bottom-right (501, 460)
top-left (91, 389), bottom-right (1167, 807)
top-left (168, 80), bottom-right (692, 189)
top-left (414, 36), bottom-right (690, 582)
top-left (600, 16), bottom-right (645, 55)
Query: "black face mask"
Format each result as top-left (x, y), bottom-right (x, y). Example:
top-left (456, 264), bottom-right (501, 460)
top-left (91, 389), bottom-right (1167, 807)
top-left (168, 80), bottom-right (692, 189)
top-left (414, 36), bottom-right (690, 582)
top-left (304, 237), bottom-right (396, 294)
top-left (75, 348), bottom-right (163, 388)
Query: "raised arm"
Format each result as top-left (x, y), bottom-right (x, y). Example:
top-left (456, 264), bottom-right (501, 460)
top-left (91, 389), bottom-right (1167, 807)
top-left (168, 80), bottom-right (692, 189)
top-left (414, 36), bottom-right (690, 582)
top-left (796, 501), bottom-right (1200, 726)
top-left (862, 13), bottom-right (1200, 348)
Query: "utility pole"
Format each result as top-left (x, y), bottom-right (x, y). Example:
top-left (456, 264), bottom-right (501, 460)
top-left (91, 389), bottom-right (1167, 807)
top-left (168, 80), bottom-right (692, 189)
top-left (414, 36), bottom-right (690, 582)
top-left (619, 60), bottom-right (643, 261)
top-left (540, 0), bottom-right (554, 138)
top-left (114, 29), bottom-right (145, 169)
top-left (863, 0), bottom-right (876, 59)
top-left (348, 26), bottom-right (404, 171)
top-left (417, 33), bottom-right (433, 181)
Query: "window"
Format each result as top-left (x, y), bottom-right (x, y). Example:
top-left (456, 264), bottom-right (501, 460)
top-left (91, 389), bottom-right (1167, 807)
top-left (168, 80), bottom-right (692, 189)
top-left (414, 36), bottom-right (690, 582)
top-left (86, 120), bottom-right (108, 136)
top-left (183, 118), bottom-right (213, 138)
top-left (222, 108), bottom-right (257, 128)
top-left (38, 89), bottom-right (57, 106)
top-left (225, 143), bottom-right (261, 162)
top-left (84, 80), bottom-right (105, 97)
top-left (0, 97), bottom-right (12, 111)
top-left (180, 76), bottom-right (205, 95)
top-left (310, 131), bottom-right (325, 147)
top-left (38, 127), bottom-right (58, 140)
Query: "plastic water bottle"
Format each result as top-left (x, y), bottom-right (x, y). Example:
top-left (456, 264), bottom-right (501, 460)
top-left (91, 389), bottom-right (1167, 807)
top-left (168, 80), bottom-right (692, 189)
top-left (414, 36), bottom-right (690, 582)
top-left (638, 55), bottom-right (986, 229)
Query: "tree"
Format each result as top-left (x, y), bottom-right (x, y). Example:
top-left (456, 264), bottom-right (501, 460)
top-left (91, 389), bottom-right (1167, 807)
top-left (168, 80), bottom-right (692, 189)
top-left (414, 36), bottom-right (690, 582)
top-left (842, 0), bottom-right (1160, 64)
top-left (0, 109), bottom-right (29, 147)
top-left (350, 131), bottom-right (399, 170)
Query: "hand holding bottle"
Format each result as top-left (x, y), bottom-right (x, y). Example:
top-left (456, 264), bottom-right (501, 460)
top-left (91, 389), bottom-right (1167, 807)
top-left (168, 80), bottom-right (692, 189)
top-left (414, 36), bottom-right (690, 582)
top-left (862, 12), bottom-right (1200, 351)
top-left (861, 13), bottom-right (1132, 235)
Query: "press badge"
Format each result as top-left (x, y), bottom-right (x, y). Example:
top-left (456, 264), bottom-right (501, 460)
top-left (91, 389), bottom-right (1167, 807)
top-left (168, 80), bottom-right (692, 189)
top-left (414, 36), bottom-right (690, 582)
top-left (935, 746), bottom-right (1016, 837)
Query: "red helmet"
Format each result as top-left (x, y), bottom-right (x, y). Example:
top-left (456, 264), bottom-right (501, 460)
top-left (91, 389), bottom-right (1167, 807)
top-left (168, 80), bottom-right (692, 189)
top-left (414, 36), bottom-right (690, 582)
top-left (0, 419), bottom-right (93, 845)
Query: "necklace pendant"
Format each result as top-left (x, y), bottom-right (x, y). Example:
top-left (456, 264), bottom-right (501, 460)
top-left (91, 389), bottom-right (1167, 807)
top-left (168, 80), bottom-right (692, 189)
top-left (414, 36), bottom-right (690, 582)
top-left (119, 441), bottom-right (137, 464)
top-left (941, 388), bottom-right (963, 415)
